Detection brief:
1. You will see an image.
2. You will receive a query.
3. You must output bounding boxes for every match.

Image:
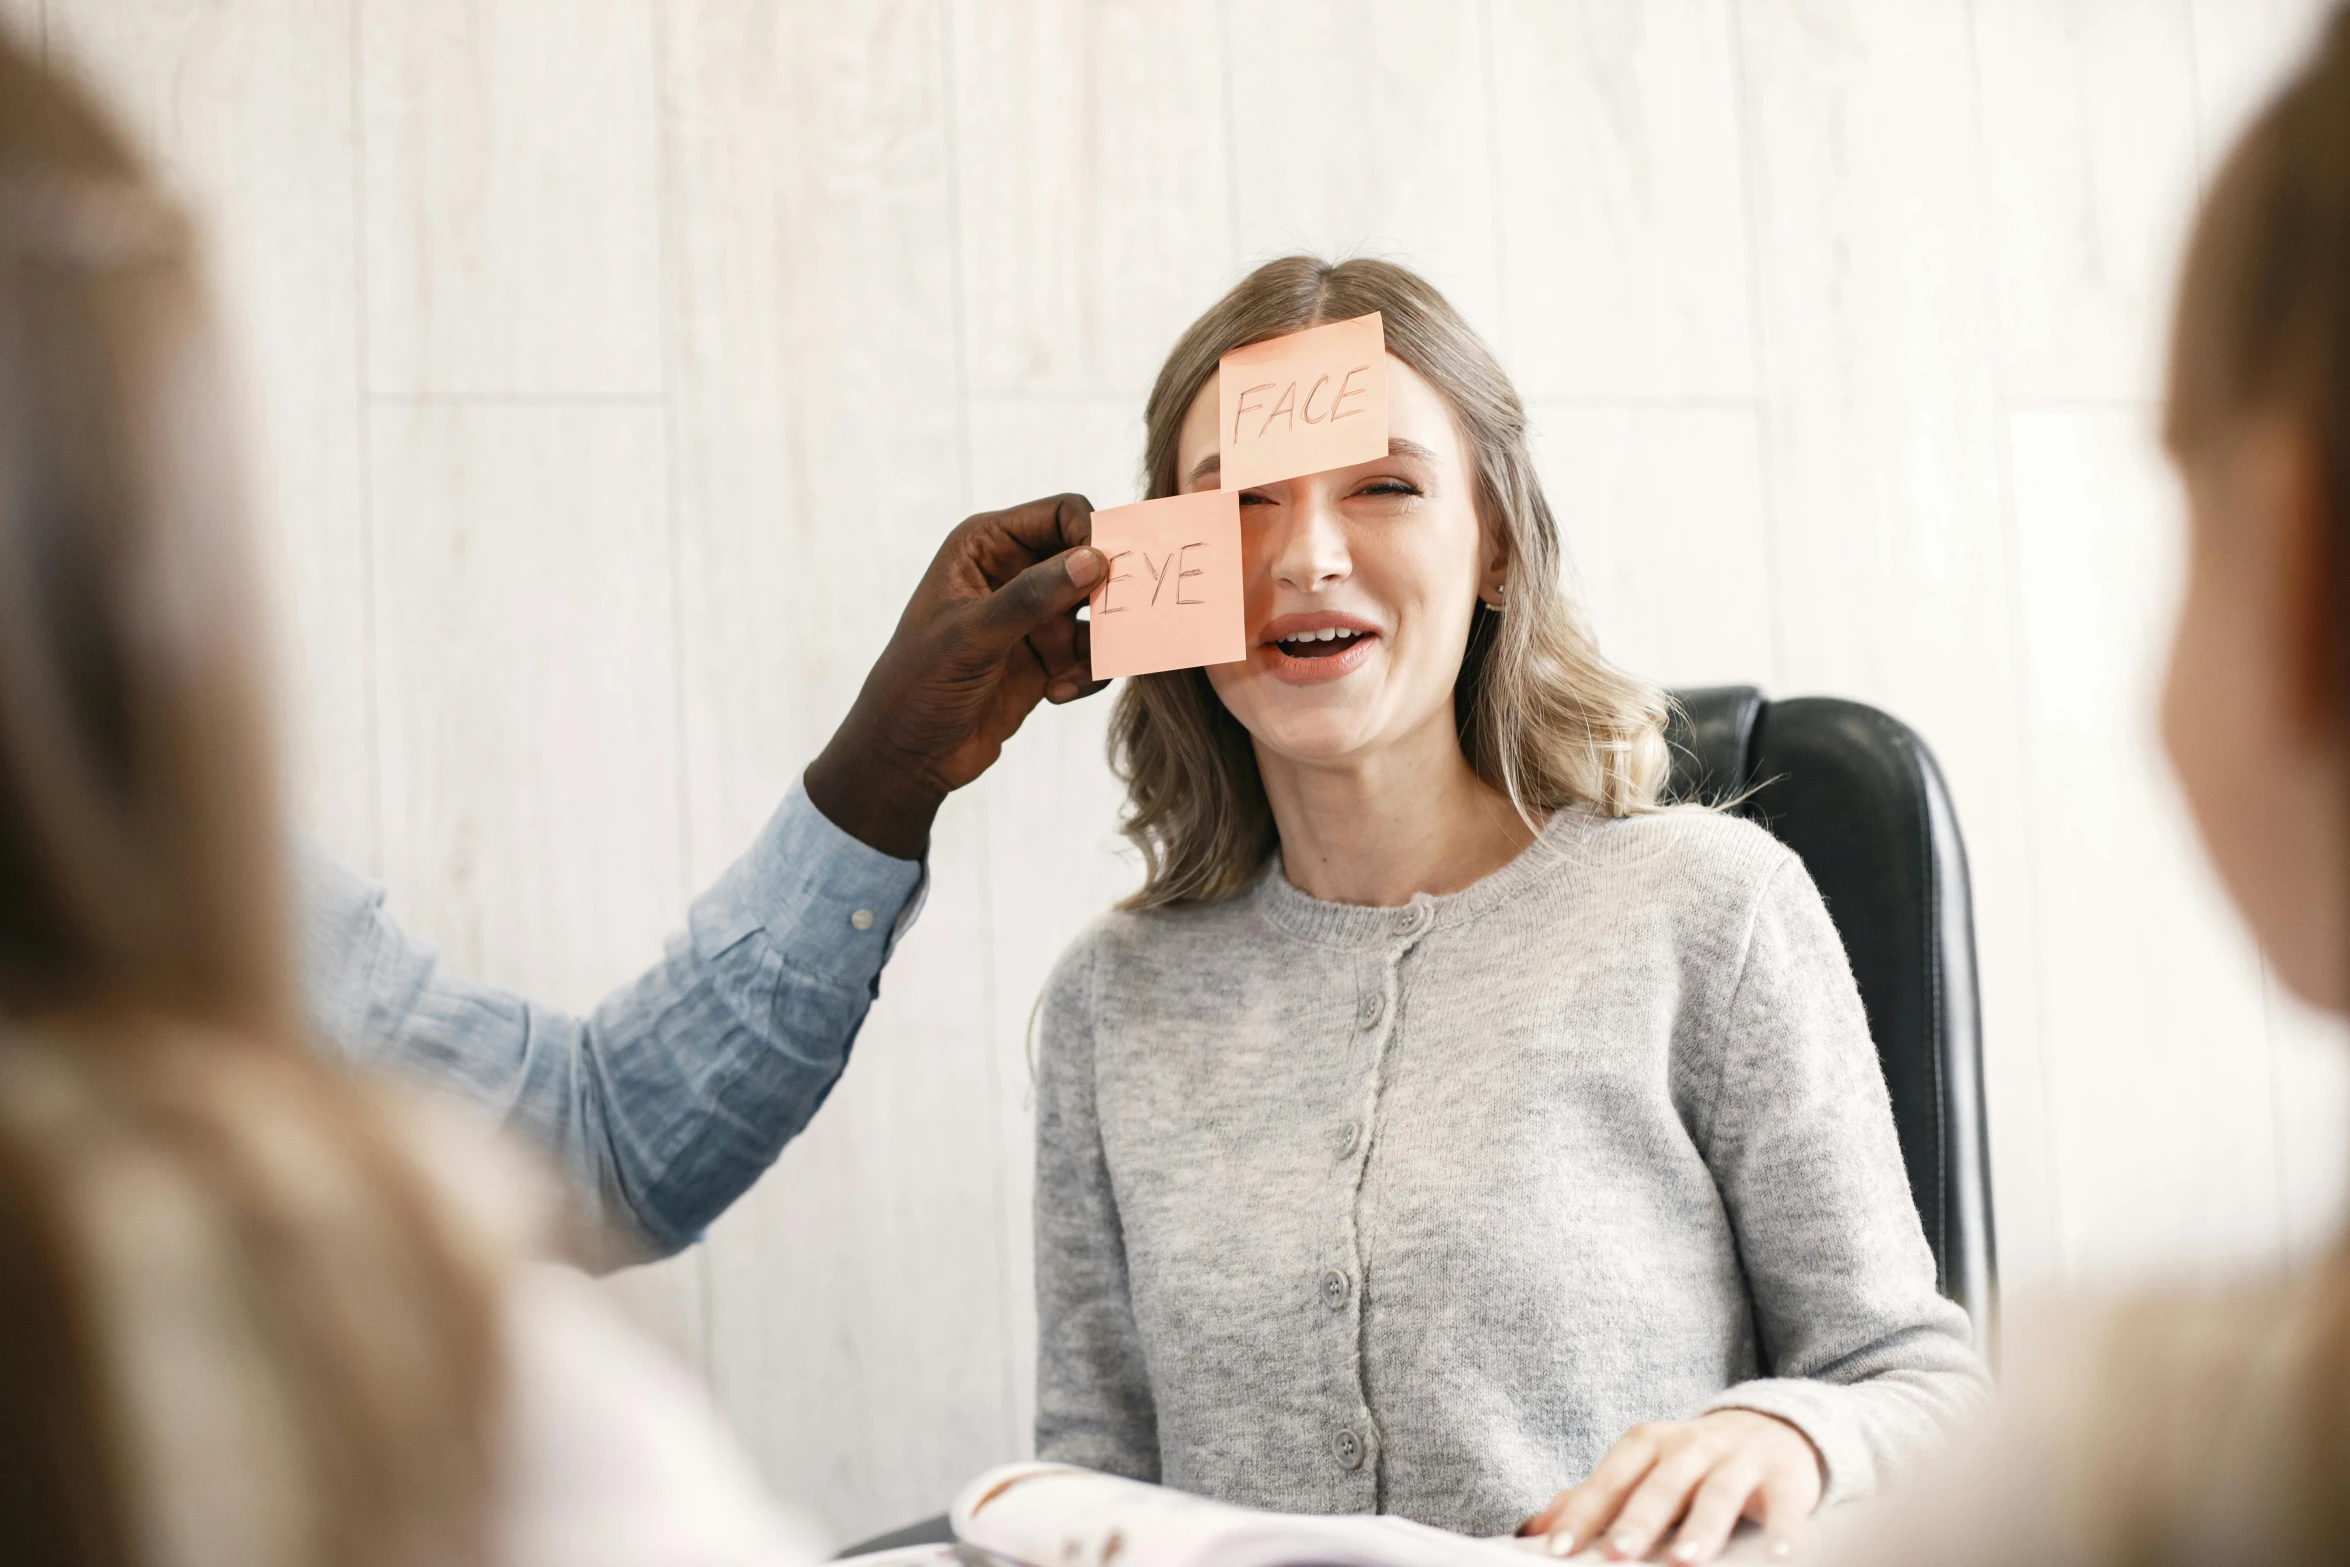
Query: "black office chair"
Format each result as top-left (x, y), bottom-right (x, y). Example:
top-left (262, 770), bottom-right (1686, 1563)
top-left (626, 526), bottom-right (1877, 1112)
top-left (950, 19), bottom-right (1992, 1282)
top-left (1662, 686), bottom-right (1997, 1344)
top-left (838, 687), bottom-right (1997, 1556)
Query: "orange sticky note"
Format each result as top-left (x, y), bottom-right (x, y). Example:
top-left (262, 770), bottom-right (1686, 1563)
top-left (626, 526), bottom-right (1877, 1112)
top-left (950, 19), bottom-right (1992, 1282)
top-left (1086, 490), bottom-right (1247, 678)
top-left (1216, 312), bottom-right (1387, 490)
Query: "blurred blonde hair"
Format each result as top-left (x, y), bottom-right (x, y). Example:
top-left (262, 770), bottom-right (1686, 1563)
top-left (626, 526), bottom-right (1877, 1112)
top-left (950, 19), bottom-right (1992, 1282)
top-left (1112, 257), bottom-right (1669, 909)
top-left (0, 32), bottom-right (501, 1567)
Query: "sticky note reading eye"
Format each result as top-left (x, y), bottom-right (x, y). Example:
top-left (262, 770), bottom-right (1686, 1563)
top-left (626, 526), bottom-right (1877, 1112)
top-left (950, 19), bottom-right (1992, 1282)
top-left (1216, 312), bottom-right (1387, 490)
top-left (1086, 490), bottom-right (1246, 679)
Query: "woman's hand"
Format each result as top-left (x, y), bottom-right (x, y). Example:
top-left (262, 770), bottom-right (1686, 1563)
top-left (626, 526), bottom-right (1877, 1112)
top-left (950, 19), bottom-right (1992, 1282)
top-left (1520, 1410), bottom-right (1823, 1563)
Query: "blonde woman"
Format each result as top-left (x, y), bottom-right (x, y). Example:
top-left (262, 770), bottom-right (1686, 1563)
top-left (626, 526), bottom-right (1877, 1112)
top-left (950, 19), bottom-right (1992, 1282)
top-left (1032, 259), bottom-right (1988, 1564)
top-left (0, 37), bottom-right (812, 1567)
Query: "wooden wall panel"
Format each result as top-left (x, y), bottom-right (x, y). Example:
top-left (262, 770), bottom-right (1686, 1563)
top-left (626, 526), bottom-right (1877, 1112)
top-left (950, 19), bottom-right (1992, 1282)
top-left (1528, 404), bottom-right (1778, 694)
top-left (662, 0), bottom-right (969, 871)
top-left (1489, 0), bottom-right (1755, 400)
top-left (368, 404), bottom-right (683, 1003)
top-left (2005, 405), bottom-right (2284, 1283)
top-left (948, 0), bottom-right (1230, 398)
top-left (1222, 0), bottom-right (1503, 343)
top-left (359, 0), bottom-right (664, 396)
top-left (1971, 0), bottom-right (2200, 404)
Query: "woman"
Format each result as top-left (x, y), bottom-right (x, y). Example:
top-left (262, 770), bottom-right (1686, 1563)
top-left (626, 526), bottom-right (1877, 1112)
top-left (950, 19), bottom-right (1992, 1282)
top-left (0, 35), bottom-right (812, 1567)
top-left (1807, 10), bottom-right (2350, 1566)
top-left (1032, 258), bottom-right (1988, 1565)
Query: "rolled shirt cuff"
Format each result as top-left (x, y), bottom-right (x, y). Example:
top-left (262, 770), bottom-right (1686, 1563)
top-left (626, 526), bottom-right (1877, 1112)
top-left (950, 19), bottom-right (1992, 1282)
top-left (696, 774), bottom-right (928, 997)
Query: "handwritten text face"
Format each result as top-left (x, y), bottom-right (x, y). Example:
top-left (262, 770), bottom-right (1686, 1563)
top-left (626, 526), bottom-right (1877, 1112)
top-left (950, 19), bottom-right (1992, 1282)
top-left (1216, 312), bottom-right (1388, 490)
top-left (1086, 490), bottom-right (1247, 678)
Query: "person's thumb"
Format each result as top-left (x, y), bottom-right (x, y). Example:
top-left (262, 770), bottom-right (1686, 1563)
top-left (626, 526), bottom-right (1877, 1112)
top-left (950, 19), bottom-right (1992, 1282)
top-left (970, 545), bottom-right (1106, 649)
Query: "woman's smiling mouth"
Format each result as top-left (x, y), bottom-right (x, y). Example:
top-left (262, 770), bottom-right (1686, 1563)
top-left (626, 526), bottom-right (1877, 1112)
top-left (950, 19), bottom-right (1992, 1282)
top-left (1259, 613), bottom-right (1383, 684)
top-left (1276, 626), bottom-right (1369, 658)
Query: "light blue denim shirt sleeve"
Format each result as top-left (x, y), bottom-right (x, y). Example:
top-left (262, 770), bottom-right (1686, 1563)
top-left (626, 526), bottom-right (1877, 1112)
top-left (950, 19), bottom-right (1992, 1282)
top-left (297, 775), bottom-right (926, 1257)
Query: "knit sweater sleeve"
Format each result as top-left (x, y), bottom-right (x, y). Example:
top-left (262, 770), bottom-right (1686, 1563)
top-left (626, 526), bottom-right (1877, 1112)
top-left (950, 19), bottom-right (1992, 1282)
top-left (1032, 929), bottom-right (1161, 1480)
top-left (1695, 855), bottom-right (1991, 1504)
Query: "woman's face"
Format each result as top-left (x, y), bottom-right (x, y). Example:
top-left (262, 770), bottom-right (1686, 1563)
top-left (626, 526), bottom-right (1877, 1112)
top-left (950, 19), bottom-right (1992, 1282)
top-left (1177, 353), bottom-right (1503, 770)
top-left (2162, 415), bottom-right (2349, 1010)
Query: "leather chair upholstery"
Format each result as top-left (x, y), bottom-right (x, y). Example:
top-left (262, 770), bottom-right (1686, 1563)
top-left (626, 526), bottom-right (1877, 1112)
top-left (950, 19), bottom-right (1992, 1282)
top-left (1663, 687), bottom-right (1997, 1345)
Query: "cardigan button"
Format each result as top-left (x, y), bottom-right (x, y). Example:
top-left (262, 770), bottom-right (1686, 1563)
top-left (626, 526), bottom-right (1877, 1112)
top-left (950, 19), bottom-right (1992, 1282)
top-left (1333, 1428), bottom-right (1366, 1469)
top-left (1320, 1269), bottom-right (1352, 1309)
top-left (1334, 1120), bottom-right (1361, 1158)
top-left (1390, 904), bottom-right (1428, 937)
top-left (1358, 991), bottom-right (1384, 1027)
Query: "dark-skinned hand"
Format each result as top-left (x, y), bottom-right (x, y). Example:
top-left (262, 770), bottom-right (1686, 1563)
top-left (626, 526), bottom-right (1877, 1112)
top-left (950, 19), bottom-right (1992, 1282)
top-left (803, 493), bottom-right (1108, 860)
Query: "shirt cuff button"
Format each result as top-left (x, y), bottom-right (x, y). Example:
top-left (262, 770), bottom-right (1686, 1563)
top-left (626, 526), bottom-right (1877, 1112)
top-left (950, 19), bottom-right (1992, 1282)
top-left (850, 908), bottom-right (876, 931)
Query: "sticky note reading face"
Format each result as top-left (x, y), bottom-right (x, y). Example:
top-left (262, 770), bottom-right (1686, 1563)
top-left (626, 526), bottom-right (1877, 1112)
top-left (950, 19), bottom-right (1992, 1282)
top-left (1216, 312), bottom-right (1387, 490)
top-left (1086, 489), bottom-right (1247, 678)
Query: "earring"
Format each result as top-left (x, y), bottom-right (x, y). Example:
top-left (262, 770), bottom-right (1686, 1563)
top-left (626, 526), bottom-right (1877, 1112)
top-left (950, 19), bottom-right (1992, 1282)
top-left (1481, 586), bottom-right (1507, 612)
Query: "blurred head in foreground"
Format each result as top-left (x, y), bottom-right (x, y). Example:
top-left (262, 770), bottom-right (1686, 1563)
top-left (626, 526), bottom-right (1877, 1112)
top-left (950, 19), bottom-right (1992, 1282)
top-left (0, 32), bottom-right (500, 1567)
top-left (2061, 6), bottom-right (2350, 1564)
top-left (2164, 9), bottom-right (2350, 1015)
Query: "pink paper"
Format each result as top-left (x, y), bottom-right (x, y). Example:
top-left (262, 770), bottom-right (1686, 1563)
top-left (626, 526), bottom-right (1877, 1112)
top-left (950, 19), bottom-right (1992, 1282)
top-left (1216, 312), bottom-right (1388, 490)
top-left (1086, 490), bottom-right (1247, 678)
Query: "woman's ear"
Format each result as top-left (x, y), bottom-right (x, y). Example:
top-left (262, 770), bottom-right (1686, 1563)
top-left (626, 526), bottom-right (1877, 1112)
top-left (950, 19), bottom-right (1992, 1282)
top-left (1478, 524), bottom-right (1511, 609)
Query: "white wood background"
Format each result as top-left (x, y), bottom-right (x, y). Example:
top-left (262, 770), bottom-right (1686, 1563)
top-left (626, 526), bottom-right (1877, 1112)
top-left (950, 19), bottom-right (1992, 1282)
top-left (24, 0), bottom-right (2350, 1544)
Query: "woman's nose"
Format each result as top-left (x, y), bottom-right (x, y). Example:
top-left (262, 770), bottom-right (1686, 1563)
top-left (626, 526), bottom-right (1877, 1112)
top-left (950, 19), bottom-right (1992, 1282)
top-left (1264, 490), bottom-right (1351, 592)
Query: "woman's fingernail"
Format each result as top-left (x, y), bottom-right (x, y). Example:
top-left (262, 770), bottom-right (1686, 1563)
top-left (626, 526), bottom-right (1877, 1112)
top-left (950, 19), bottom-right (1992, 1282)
top-left (1768, 1543), bottom-right (1792, 1560)
top-left (1048, 680), bottom-right (1077, 702)
top-left (1067, 548), bottom-right (1105, 588)
top-left (1610, 1533), bottom-right (1638, 1557)
top-left (1671, 1544), bottom-right (1700, 1563)
top-left (1546, 1531), bottom-right (1574, 1557)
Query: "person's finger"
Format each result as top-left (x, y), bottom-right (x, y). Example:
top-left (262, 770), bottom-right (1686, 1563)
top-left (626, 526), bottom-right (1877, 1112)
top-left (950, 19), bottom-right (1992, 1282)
top-left (965, 493), bottom-right (1095, 584)
top-left (1039, 610), bottom-right (1105, 702)
top-left (1545, 1430), bottom-right (1664, 1557)
top-left (1751, 1462), bottom-right (1816, 1560)
top-left (1662, 1458), bottom-right (1762, 1565)
top-left (1025, 579), bottom-right (1089, 684)
top-left (1601, 1440), bottom-right (1720, 1560)
top-left (970, 545), bottom-right (1106, 651)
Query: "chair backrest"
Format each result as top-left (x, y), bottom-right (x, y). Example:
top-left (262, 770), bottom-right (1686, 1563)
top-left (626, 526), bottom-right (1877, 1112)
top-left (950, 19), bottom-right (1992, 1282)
top-left (1664, 686), bottom-right (1998, 1348)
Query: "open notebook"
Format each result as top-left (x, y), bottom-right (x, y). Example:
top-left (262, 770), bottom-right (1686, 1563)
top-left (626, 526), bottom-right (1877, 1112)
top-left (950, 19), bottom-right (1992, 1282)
top-left (838, 1464), bottom-right (1547, 1567)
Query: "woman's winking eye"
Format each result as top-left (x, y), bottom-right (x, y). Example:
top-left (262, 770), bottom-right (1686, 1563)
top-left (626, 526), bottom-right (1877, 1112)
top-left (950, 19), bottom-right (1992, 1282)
top-left (1234, 475), bottom-right (1423, 508)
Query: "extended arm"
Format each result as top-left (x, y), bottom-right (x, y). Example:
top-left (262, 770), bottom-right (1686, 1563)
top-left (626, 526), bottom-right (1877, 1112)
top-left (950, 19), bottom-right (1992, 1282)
top-left (300, 779), bottom-right (922, 1257)
top-left (1694, 857), bottom-right (1990, 1493)
top-left (302, 494), bottom-right (1109, 1257)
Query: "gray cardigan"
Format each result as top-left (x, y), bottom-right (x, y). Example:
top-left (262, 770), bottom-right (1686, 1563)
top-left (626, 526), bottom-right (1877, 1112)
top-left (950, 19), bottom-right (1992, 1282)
top-left (1033, 805), bottom-right (1988, 1537)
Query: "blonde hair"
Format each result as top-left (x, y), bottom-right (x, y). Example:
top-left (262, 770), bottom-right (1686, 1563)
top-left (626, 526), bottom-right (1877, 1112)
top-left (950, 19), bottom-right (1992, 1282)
top-left (0, 34), bottom-right (501, 1567)
top-left (1110, 257), bottom-right (1670, 909)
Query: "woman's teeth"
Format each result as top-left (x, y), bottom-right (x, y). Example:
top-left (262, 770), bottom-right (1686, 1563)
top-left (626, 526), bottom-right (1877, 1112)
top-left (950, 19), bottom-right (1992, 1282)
top-left (1275, 628), bottom-right (1368, 658)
